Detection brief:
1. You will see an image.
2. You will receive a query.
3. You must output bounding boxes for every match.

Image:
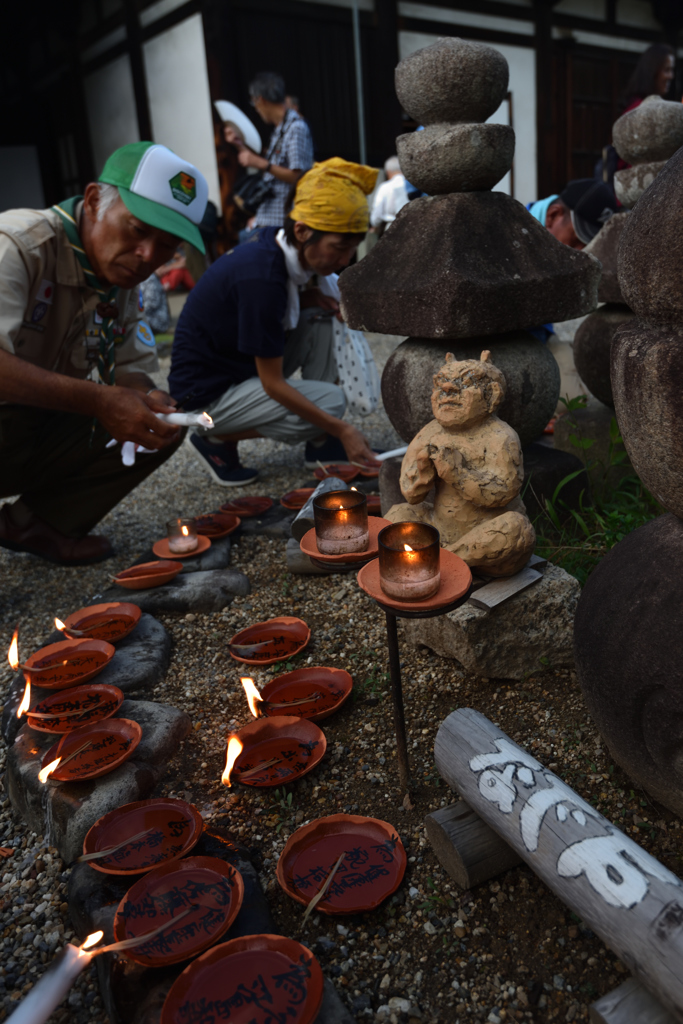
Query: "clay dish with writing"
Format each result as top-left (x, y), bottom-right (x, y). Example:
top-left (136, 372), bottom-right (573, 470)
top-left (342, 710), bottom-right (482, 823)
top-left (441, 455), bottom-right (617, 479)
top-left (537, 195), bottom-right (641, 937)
top-left (229, 716), bottom-right (326, 787)
top-left (260, 667), bottom-right (352, 722)
top-left (313, 464), bottom-right (358, 482)
top-left (161, 934), bottom-right (324, 1024)
top-left (193, 512), bottom-right (241, 538)
top-left (280, 488), bottom-right (314, 511)
top-left (152, 534), bottom-right (211, 560)
top-left (27, 683), bottom-right (123, 734)
top-left (112, 560), bottom-right (183, 590)
top-left (83, 797), bottom-right (203, 876)
top-left (277, 814), bottom-right (407, 914)
top-left (299, 517), bottom-right (391, 565)
top-left (220, 496), bottom-right (273, 517)
top-left (40, 718), bottom-right (142, 782)
top-left (228, 616), bottom-right (310, 666)
top-left (23, 638), bottom-right (115, 689)
top-left (114, 855), bottom-right (244, 966)
top-left (357, 548), bottom-right (472, 613)
top-left (63, 602), bottom-right (141, 643)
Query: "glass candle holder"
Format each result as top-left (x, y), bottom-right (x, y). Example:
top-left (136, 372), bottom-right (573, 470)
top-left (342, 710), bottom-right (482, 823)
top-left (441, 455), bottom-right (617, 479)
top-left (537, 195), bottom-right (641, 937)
top-left (167, 517), bottom-right (199, 554)
top-left (378, 522), bottom-right (441, 601)
top-left (313, 489), bottom-right (369, 555)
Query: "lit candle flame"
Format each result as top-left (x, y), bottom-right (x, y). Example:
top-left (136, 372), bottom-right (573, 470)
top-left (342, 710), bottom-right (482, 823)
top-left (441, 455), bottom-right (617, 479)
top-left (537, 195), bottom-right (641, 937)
top-left (222, 735), bottom-right (243, 787)
top-left (241, 677), bottom-right (263, 718)
top-left (350, 486), bottom-right (358, 492)
top-left (80, 931), bottom-right (104, 951)
top-left (8, 628), bottom-right (19, 672)
top-left (38, 757), bottom-right (61, 784)
top-left (404, 544), bottom-right (414, 552)
top-left (17, 681), bottom-right (30, 718)
top-left (54, 617), bottom-right (67, 633)
top-left (181, 525), bottom-right (190, 537)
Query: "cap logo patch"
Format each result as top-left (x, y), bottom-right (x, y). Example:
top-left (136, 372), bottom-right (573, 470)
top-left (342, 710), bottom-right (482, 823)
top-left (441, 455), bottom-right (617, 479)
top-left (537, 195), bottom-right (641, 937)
top-left (169, 171), bottom-right (196, 206)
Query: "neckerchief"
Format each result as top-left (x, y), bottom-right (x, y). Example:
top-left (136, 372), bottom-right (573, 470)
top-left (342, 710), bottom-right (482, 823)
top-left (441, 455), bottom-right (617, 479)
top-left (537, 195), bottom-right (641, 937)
top-left (275, 229), bottom-right (340, 330)
top-left (53, 196), bottom-right (119, 386)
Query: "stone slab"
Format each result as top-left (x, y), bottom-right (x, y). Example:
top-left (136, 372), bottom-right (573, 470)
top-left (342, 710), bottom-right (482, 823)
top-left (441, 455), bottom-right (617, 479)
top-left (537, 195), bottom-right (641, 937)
top-left (339, 191), bottom-right (600, 339)
top-left (100, 568), bottom-right (250, 614)
top-left (396, 122), bottom-right (514, 194)
top-left (404, 563), bottom-right (579, 679)
top-left (238, 503), bottom-right (296, 539)
top-left (5, 699), bottom-right (191, 863)
top-left (67, 824), bottom-right (353, 1024)
top-left (286, 536), bottom-right (331, 575)
top-left (134, 536), bottom-right (232, 573)
top-left (381, 334), bottom-right (560, 446)
top-left (467, 566), bottom-right (542, 610)
top-left (1, 613), bottom-right (171, 746)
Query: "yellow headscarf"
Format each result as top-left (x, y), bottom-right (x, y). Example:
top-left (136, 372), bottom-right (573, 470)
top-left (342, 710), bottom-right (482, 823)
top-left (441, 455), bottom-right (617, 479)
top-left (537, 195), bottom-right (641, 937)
top-left (289, 157), bottom-right (379, 233)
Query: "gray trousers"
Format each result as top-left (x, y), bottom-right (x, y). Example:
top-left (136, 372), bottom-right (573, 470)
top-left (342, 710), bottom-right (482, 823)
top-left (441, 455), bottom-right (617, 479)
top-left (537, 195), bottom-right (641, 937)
top-left (198, 308), bottom-right (345, 443)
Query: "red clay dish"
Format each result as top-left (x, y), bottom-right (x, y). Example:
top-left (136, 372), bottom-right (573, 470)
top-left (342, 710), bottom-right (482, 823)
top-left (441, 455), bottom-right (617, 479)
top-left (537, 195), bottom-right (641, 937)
top-left (40, 718), bottom-right (142, 782)
top-left (152, 535), bottom-right (212, 560)
top-left (312, 464), bottom-right (358, 482)
top-left (193, 512), bottom-right (241, 538)
top-left (83, 797), bottom-right (203, 876)
top-left (280, 488), bottom-right (314, 511)
top-left (63, 602), bottom-right (141, 643)
top-left (113, 560), bottom-right (183, 590)
top-left (23, 638), bottom-right (115, 689)
top-left (231, 716), bottom-right (325, 787)
top-left (161, 934), bottom-right (324, 1024)
top-left (220, 496), bottom-right (274, 517)
top-left (27, 683), bottom-right (123, 734)
top-left (277, 814), bottom-right (407, 914)
top-left (357, 548), bottom-right (472, 613)
top-left (228, 616), bottom-right (310, 666)
top-left (367, 495), bottom-right (383, 515)
top-left (299, 517), bottom-right (391, 564)
top-left (113, 855), bottom-right (244, 967)
top-left (260, 667), bottom-right (352, 722)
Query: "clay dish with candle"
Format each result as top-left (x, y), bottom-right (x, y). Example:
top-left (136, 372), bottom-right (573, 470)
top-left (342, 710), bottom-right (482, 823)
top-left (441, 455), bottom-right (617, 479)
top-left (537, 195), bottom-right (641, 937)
top-left (277, 813), bottom-right (407, 914)
top-left (228, 616), bottom-right (310, 666)
top-left (113, 855), bottom-right (244, 967)
top-left (23, 638), bottom-right (115, 689)
top-left (260, 667), bottom-right (353, 722)
top-left (193, 512), bottom-right (241, 538)
top-left (61, 602), bottom-right (141, 643)
top-left (219, 496), bottom-right (273, 517)
top-left (27, 683), bottom-right (124, 734)
top-left (313, 463), bottom-right (359, 482)
top-left (161, 935), bottom-right (324, 1024)
top-left (40, 718), bottom-right (142, 782)
top-left (228, 716), bottom-right (326, 787)
top-left (83, 797), bottom-right (203, 875)
top-left (152, 534), bottom-right (211, 560)
top-left (280, 487), bottom-right (315, 510)
top-left (113, 559), bottom-right (183, 590)
top-left (358, 547), bottom-right (472, 613)
top-left (299, 517), bottom-right (391, 564)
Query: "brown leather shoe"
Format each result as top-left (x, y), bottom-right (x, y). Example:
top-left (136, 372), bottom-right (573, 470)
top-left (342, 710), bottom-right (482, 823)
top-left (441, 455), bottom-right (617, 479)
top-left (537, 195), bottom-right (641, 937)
top-left (0, 506), bottom-right (113, 565)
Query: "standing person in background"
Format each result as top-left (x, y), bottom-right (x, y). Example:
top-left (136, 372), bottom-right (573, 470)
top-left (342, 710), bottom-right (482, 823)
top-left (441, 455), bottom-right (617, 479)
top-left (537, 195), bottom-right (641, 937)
top-left (369, 156), bottom-right (409, 237)
top-left (224, 72), bottom-right (314, 232)
top-left (619, 43), bottom-right (675, 113)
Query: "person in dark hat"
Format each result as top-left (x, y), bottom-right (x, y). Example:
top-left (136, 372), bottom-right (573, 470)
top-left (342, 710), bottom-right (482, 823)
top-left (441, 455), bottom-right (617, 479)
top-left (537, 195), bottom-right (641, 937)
top-left (527, 179), bottom-right (618, 251)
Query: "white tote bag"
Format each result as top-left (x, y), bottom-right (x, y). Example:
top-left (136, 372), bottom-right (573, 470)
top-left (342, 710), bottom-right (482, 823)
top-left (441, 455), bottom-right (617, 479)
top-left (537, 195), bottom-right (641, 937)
top-left (332, 318), bottom-right (381, 417)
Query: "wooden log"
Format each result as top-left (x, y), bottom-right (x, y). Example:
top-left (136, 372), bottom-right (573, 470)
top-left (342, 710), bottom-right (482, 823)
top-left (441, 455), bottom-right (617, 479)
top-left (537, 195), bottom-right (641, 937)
top-left (290, 477), bottom-right (348, 541)
top-left (424, 799), bottom-right (522, 889)
top-left (590, 978), bottom-right (676, 1024)
top-left (434, 709), bottom-right (683, 1023)
top-left (468, 567), bottom-right (542, 610)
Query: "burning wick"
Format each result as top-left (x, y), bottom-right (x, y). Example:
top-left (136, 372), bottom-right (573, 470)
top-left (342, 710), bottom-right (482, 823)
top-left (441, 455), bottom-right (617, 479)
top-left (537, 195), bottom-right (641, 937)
top-left (241, 677), bottom-right (263, 717)
top-left (17, 681), bottom-right (30, 718)
top-left (54, 617), bottom-right (87, 638)
top-left (79, 931), bottom-right (104, 951)
top-left (7, 631), bottom-right (72, 676)
top-left (182, 525), bottom-right (189, 537)
top-left (38, 757), bottom-right (61, 784)
top-left (404, 544), bottom-right (414, 553)
top-left (222, 735), bottom-right (243, 788)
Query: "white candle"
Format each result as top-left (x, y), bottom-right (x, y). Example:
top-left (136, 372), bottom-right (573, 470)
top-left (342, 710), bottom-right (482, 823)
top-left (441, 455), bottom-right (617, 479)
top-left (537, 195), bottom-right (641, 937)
top-left (6, 944), bottom-right (94, 1024)
top-left (155, 411), bottom-right (214, 428)
top-left (167, 519), bottom-right (199, 553)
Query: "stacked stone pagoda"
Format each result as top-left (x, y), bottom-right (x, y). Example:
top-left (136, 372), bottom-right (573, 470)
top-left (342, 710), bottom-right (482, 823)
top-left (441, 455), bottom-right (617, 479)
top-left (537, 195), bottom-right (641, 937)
top-left (340, 37), bottom-right (600, 453)
top-left (572, 97), bottom-right (683, 408)
top-left (574, 142), bottom-right (683, 816)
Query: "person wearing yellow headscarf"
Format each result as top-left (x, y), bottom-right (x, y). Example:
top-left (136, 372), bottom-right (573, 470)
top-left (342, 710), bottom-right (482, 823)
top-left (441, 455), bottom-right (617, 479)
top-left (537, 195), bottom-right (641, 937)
top-left (169, 158), bottom-right (381, 484)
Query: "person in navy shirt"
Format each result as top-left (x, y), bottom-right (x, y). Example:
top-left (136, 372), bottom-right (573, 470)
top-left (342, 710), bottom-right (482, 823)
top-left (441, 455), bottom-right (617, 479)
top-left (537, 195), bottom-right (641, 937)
top-left (169, 158), bottom-right (380, 485)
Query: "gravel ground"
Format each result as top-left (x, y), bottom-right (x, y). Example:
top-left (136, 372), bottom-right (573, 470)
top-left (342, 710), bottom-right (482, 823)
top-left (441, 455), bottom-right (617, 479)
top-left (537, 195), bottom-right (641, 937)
top-left (1, 332), bottom-right (682, 1024)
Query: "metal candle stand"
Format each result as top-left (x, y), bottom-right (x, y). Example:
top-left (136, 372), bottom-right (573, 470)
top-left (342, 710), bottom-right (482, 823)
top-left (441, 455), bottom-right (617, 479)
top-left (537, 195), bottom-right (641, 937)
top-left (368, 588), bottom-right (472, 795)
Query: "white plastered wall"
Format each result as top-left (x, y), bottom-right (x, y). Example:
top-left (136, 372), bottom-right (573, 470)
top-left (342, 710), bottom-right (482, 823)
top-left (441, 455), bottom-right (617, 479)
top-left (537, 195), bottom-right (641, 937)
top-left (84, 54), bottom-right (140, 176)
top-left (143, 14), bottom-right (221, 210)
top-left (398, 31), bottom-right (537, 205)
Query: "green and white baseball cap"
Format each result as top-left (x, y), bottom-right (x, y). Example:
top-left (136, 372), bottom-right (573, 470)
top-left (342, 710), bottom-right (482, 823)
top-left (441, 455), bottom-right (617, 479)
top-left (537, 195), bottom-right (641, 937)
top-left (99, 141), bottom-right (209, 253)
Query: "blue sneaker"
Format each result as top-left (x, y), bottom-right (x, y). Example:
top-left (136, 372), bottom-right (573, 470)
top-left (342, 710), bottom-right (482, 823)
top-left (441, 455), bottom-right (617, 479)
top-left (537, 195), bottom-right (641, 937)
top-left (304, 436), bottom-right (383, 469)
top-left (188, 433), bottom-right (259, 486)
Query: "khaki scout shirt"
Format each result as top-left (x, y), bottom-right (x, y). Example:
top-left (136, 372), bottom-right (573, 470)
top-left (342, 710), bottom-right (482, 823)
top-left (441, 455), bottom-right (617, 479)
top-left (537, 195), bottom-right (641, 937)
top-left (0, 205), bottom-right (159, 386)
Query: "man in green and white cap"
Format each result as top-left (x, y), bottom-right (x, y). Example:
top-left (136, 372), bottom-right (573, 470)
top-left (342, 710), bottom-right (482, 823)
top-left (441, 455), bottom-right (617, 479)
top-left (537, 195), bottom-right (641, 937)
top-left (0, 141), bottom-right (208, 565)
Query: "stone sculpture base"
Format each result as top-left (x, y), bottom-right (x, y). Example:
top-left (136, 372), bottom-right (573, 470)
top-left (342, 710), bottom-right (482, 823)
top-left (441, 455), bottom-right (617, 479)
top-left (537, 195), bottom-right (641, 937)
top-left (572, 305), bottom-right (634, 408)
top-left (403, 562), bottom-right (579, 679)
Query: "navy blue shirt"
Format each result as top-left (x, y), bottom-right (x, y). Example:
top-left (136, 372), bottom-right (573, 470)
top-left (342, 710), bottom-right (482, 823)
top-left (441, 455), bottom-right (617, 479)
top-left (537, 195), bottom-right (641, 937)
top-left (169, 227), bottom-right (288, 410)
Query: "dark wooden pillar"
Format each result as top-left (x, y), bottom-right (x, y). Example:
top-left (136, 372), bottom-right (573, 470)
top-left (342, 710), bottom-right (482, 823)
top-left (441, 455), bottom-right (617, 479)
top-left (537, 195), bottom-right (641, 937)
top-left (124, 0), bottom-right (152, 140)
top-left (367, 0), bottom-right (403, 166)
top-left (534, 1), bottom-right (555, 198)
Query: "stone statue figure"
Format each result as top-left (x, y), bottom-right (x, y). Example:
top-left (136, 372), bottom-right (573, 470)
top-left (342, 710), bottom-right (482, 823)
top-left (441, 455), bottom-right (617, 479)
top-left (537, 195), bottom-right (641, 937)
top-left (386, 350), bottom-right (535, 577)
